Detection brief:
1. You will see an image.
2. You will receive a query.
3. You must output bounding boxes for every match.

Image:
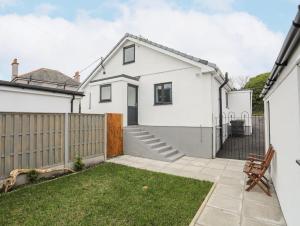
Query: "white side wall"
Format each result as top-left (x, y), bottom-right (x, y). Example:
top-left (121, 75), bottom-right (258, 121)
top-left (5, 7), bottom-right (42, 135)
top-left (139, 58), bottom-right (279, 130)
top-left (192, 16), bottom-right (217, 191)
top-left (0, 86), bottom-right (81, 113)
top-left (264, 44), bottom-right (300, 226)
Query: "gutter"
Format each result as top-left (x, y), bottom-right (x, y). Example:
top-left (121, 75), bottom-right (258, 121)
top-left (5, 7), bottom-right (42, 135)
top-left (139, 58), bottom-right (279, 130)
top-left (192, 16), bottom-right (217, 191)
top-left (260, 5), bottom-right (300, 97)
top-left (219, 72), bottom-right (229, 150)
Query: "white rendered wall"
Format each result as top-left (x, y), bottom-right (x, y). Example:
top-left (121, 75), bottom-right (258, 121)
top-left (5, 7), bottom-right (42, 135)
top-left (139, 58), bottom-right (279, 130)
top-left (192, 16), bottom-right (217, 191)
top-left (0, 86), bottom-right (81, 113)
top-left (138, 68), bottom-right (212, 127)
top-left (81, 39), bottom-right (215, 127)
top-left (81, 79), bottom-right (129, 126)
top-left (264, 63), bottom-right (300, 225)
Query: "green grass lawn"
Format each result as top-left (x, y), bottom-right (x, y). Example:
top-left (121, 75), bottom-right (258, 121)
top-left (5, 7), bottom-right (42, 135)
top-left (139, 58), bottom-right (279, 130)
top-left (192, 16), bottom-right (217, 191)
top-left (0, 163), bottom-right (212, 226)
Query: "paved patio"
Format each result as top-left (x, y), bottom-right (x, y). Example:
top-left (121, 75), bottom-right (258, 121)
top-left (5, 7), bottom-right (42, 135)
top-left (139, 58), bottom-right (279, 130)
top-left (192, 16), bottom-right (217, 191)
top-left (108, 155), bottom-right (286, 226)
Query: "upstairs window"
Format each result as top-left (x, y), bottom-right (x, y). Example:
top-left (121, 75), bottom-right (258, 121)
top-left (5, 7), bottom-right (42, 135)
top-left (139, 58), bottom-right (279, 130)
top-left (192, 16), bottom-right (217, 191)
top-left (100, 84), bottom-right (111, 102)
top-left (123, 44), bottom-right (135, 64)
top-left (154, 82), bottom-right (172, 105)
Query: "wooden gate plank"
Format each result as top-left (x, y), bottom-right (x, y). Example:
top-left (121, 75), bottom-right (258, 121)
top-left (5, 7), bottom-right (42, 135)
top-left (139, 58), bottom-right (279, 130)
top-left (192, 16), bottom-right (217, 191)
top-left (107, 113), bottom-right (123, 158)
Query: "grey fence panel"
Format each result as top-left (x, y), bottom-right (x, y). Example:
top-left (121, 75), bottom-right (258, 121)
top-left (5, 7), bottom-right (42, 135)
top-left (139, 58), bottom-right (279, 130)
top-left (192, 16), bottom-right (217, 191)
top-left (0, 112), bottom-right (105, 178)
top-left (68, 114), bottom-right (105, 162)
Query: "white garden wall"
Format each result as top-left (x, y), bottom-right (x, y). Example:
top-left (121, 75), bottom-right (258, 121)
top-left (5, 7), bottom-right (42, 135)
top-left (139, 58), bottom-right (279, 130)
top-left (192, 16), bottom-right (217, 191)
top-left (0, 86), bottom-right (81, 113)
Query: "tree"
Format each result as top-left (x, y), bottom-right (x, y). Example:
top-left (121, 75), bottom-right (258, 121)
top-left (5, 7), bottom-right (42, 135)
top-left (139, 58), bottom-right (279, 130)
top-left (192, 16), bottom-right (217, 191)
top-left (244, 72), bottom-right (270, 115)
top-left (233, 76), bottom-right (250, 90)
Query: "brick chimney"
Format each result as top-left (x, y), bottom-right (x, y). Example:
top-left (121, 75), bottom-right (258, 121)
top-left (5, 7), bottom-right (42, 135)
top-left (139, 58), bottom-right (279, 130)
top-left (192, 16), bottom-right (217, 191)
top-left (73, 71), bottom-right (80, 82)
top-left (11, 58), bottom-right (19, 80)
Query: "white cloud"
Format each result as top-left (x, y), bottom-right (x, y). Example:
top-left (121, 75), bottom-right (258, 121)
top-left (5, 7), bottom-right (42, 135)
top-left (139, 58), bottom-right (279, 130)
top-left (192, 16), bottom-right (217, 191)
top-left (0, 0), bottom-right (283, 81)
top-left (193, 0), bottom-right (236, 12)
top-left (34, 3), bottom-right (57, 15)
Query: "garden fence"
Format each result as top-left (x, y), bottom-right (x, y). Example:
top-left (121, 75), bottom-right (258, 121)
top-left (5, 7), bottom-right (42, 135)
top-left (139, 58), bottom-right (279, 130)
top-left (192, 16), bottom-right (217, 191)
top-left (0, 112), bottom-right (105, 178)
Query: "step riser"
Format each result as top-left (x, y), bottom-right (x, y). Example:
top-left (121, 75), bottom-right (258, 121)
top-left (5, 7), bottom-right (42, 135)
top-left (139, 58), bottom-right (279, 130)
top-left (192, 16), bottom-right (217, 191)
top-left (149, 142), bottom-right (166, 148)
top-left (156, 146), bottom-right (172, 153)
top-left (136, 135), bottom-right (154, 140)
top-left (163, 150), bottom-right (179, 158)
top-left (143, 139), bottom-right (160, 144)
top-left (130, 131), bottom-right (149, 136)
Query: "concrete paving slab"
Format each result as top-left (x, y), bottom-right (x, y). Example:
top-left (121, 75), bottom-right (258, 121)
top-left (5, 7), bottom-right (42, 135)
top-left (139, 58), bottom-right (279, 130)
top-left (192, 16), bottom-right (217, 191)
top-left (206, 161), bottom-right (228, 170)
top-left (241, 217), bottom-right (286, 226)
top-left (201, 167), bottom-right (224, 177)
top-left (222, 169), bottom-right (245, 180)
top-left (226, 164), bottom-right (245, 172)
top-left (197, 206), bottom-right (240, 226)
top-left (244, 189), bottom-right (280, 207)
top-left (208, 193), bottom-right (242, 214)
top-left (218, 175), bottom-right (244, 187)
top-left (214, 184), bottom-right (243, 199)
top-left (243, 200), bottom-right (286, 225)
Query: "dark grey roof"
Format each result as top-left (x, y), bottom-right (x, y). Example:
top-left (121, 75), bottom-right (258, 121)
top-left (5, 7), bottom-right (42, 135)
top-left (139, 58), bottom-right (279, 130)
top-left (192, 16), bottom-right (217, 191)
top-left (13, 68), bottom-right (80, 87)
top-left (0, 80), bottom-right (84, 96)
top-left (124, 33), bottom-right (219, 70)
top-left (91, 74), bottom-right (139, 83)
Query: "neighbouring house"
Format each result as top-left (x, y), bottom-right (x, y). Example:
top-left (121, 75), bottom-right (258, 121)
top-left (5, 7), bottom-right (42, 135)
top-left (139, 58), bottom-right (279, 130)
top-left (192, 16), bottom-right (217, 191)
top-left (11, 59), bottom-right (80, 91)
top-left (0, 59), bottom-right (83, 113)
top-left (79, 33), bottom-right (252, 161)
top-left (260, 6), bottom-right (300, 226)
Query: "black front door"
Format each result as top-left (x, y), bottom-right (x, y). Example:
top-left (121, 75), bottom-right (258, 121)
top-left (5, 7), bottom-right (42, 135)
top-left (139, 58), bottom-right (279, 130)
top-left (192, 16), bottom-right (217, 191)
top-left (127, 84), bottom-right (138, 125)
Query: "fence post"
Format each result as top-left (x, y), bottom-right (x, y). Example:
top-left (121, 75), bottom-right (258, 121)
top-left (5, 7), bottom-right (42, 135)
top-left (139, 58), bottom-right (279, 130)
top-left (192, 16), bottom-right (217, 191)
top-left (104, 114), bottom-right (107, 161)
top-left (64, 113), bottom-right (69, 168)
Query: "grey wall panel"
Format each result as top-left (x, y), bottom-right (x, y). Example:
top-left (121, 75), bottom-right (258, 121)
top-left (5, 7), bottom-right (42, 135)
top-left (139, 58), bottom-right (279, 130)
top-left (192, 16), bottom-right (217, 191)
top-left (140, 125), bottom-right (213, 158)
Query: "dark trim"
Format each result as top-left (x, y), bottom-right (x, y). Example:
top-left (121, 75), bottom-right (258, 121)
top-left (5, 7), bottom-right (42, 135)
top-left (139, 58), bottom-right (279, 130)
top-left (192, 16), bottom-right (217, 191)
top-left (0, 80), bottom-right (84, 96)
top-left (261, 6), bottom-right (300, 97)
top-left (90, 74), bottom-right (139, 83)
top-left (123, 44), bottom-right (135, 65)
top-left (154, 82), bottom-right (172, 105)
top-left (296, 160), bottom-right (300, 166)
top-left (99, 84), bottom-right (112, 103)
top-left (219, 73), bottom-right (229, 150)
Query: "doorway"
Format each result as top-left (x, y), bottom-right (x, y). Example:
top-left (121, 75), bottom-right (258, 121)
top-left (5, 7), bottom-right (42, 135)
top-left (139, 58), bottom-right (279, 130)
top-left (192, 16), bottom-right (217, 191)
top-left (127, 84), bottom-right (138, 125)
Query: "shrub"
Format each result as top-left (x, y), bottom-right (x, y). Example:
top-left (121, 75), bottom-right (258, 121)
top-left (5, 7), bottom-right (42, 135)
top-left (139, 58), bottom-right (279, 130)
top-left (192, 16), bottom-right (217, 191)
top-left (27, 170), bottom-right (39, 183)
top-left (74, 156), bottom-right (85, 171)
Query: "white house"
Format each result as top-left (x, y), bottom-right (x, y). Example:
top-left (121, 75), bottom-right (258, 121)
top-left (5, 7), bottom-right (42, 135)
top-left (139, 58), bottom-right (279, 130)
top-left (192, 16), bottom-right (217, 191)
top-left (80, 33), bottom-right (252, 161)
top-left (260, 6), bottom-right (300, 226)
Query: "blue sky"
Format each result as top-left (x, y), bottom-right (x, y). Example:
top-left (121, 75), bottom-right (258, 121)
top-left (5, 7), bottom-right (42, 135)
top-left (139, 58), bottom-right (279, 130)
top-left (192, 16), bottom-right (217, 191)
top-left (0, 0), bottom-right (299, 81)
top-left (1, 0), bottom-right (298, 33)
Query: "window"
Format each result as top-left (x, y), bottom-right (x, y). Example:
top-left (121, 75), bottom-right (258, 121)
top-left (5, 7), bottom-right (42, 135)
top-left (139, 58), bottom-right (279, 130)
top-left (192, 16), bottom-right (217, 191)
top-left (225, 92), bottom-right (229, 108)
top-left (100, 84), bottom-right (111, 102)
top-left (123, 44), bottom-right (135, 64)
top-left (154, 82), bottom-right (172, 105)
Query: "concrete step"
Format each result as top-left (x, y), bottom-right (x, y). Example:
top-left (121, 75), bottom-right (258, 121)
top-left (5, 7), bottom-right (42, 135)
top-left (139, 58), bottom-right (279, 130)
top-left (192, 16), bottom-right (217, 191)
top-left (149, 141), bottom-right (166, 148)
top-left (160, 149), bottom-right (179, 157)
top-left (142, 138), bottom-right (161, 144)
top-left (154, 145), bottom-right (172, 153)
top-left (130, 131), bottom-right (149, 136)
top-left (135, 134), bottom-right (154, 140)
top-left (167, 152), bottom-right (185, 162)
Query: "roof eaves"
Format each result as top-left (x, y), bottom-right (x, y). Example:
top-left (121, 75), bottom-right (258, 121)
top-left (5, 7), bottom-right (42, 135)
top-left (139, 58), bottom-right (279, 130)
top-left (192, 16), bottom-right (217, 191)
top-left (0, 80), bottom-right (84, 96)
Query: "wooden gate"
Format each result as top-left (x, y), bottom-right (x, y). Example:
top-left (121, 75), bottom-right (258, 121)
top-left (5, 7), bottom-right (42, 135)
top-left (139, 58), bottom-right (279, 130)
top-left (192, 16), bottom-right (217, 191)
top-left (106, 113), bottom-right (123, 158)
